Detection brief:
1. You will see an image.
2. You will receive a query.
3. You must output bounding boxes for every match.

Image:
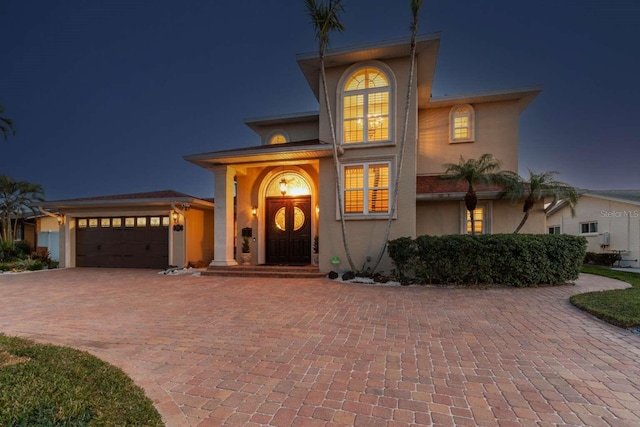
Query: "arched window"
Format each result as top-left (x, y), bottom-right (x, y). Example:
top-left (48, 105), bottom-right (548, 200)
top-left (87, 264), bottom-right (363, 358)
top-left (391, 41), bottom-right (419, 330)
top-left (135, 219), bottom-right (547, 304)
top-left (267, 131), bottom-right (288, 145)
top-left (342, 67), bottom-right (390, 144)
top-left (450, 104), bottom-right (475, 143)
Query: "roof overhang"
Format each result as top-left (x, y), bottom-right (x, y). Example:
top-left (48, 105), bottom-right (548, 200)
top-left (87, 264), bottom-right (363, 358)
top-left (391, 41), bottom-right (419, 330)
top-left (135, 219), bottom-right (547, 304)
top-left (184, 141), bottom-right (333, 171)
top-left (425, 86), bottom-right (542, 113)
top-left (244, 111), bottom-right (319, 134)
top-left (297, 32), bottom-right (441, 101)
top-left (38, 196), bottom-right (213, 211)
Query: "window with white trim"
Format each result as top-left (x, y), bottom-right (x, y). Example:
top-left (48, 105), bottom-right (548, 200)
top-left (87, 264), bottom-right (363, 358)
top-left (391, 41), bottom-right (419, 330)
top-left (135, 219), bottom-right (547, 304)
top-left (548, 226), bottom-right (561, 234)
top-left (450, 104), bottom-right (475, 143)
top-left (343, 162), bottom-right (390, 215)
top-left (580, 222), bottom-right (598, 234)
top-left (462, 202), bottom-right (491, 234)
top-left (343, 67), bottom-right (390, 144)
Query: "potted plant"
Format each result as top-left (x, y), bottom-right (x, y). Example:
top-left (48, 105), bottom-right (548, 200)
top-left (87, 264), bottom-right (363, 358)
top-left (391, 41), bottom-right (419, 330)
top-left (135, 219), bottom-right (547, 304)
top-left (241, 236), bottom-right (251, 265)
top-left (312, 235), bottom-right (319, 266)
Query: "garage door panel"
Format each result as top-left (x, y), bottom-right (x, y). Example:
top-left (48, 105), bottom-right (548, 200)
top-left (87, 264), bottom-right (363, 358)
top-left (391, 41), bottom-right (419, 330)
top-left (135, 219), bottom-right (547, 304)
top-left (76, 216), bottom-right (169, 269)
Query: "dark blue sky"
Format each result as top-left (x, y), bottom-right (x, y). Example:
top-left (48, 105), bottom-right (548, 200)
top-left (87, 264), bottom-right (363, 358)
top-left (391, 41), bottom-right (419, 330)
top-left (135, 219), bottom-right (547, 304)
top-left (1, 0), bottom-right (638, 200)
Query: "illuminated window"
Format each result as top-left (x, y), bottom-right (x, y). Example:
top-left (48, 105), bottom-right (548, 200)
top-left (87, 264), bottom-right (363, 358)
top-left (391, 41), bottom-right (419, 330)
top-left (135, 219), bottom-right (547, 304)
top-left (112, 218), bottom-right (122, 227)
top-left (89, 218), bottom-right (98, 228)
top-left (343, 162), bottom-right (390, 215)
top-left (450, 104), bottom-right (474, 143)
top-left (125, 217), bottom-right (135, 227)
top-left (101, 218), bottom-right (111, 228)
top-left (343, 67), bottom-right (390, 144)
top-left (268, 131), bottom-right (288, 145)
top-left (162, 216), bottom-right (170, 227)
top-left (580, 222), bottom-right (598, 234)
top-left (136, 217), bottom-right (147, 227)
top-left (463, 203), bottom-right (491, 234)
top-left (78, 219), bottom-right (87, 228)
top-left (150, 217), bottom-right (161, 227)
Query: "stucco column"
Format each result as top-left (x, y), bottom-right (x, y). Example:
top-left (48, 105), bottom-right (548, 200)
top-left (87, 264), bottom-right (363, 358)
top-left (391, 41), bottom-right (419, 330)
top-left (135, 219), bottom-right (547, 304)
top-left (209, 165), bottom-right (238, 266)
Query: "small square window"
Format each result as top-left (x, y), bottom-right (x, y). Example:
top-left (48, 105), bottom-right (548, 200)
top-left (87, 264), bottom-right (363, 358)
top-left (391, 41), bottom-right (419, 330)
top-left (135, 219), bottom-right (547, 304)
top-left (112, 218), bottom-right (122, 227)
top-left (78, 219), bottom-right (87, 228)
top-left (136, 217), bottom-right (147, 227)
top-left (125, 217), bottom-right (135, 227)
top-left (150, 217), bottom-right (161, 227)
top-left (101, 218), bottom-right (111, 228)
top-left (162, 217), bottom-right (170, 227)
top-left (89, 218), bottom-right (98, 228)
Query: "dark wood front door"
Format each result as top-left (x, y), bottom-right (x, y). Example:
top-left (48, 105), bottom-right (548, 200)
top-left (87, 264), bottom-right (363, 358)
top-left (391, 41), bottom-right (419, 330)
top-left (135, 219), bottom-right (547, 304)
top-left (266, 196), bottom-right (311, 265)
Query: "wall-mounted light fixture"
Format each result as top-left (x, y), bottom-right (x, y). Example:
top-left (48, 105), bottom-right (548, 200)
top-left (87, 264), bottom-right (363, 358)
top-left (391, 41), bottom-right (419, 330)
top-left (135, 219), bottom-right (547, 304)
top-left (315, 205), bottom-right (320, 215)
top-left (172, 211), bottom-right (179, 224)
top-left (251, 206), bottom-right (258, 216)
top-left (279, 177), bottom-right (287, 196)
top-left (56, 215), bottom-right (65, 226)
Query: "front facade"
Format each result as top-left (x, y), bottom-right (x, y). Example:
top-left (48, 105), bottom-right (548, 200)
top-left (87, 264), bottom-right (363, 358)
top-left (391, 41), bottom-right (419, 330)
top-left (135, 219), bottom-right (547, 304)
top-left (547, 191), bottom-right (640, 268)
top-left (186, 33), bottom-right (544, 273)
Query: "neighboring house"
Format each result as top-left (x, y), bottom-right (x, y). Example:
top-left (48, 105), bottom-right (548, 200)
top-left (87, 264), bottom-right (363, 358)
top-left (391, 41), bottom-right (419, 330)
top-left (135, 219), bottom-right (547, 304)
top-left (39, 190), bottom-right (214, 269)
top-left (547, 190), bottom-right (640, 268)
top-left (184, 33), bottom-right (544, 273)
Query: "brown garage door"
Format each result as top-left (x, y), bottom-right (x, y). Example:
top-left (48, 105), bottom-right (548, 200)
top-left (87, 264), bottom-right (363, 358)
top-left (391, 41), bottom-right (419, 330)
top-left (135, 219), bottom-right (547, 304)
top-left (76, 216), bottom-right (169, 269)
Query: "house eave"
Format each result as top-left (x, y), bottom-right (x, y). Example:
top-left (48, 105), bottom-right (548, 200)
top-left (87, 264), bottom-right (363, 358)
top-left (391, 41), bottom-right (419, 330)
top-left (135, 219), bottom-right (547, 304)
top-left (184, 143), bottom-right (333, 169)
top-left (37, 197), bottom-right (214, 211)
top-left (425, 86), bottom-right (542, 113)
top-left (297, 32), bottom-right (441, 100)
top-left (416, 191), bottom-right (504, 201)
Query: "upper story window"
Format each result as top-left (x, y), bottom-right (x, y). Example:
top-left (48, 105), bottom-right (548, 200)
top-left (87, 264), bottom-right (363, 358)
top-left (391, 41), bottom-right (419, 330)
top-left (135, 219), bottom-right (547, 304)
top-left (450, 104), bottom-right (475, 143)
top-left (267, 131), bottom-right (288, 145)
top-left (343, 67), bottom-right (390, 144)
top-left (343, 161), bottom-right (390, 216)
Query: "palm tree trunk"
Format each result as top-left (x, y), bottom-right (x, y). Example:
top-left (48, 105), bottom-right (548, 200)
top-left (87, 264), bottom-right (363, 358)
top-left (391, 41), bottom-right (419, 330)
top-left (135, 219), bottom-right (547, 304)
top-left (370, 0), bottom-right (422, 274)
top-left (514, 211), bottom-right (530, 234)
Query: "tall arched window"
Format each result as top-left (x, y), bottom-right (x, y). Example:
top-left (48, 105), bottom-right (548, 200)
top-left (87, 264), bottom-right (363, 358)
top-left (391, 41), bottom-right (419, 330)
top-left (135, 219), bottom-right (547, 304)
top-left (450, 104), bottom-right (475, 143)
top-left (343, 67), bottom-right (390, 144)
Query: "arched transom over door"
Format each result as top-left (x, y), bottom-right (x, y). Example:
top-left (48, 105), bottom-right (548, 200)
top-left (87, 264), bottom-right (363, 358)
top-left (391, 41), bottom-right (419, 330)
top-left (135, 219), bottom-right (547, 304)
top-left (265, 171), bottom-right (312, 265)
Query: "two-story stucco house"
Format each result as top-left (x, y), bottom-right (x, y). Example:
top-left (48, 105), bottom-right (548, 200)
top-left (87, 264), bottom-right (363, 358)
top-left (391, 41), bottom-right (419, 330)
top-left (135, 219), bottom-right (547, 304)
top-left (184, 33), bottom-right (544, 273)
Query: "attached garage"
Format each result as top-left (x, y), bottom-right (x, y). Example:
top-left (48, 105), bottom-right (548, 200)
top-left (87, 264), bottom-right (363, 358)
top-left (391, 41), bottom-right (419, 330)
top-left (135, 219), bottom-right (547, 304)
top-left (38, 190), bottom-right (214, 270)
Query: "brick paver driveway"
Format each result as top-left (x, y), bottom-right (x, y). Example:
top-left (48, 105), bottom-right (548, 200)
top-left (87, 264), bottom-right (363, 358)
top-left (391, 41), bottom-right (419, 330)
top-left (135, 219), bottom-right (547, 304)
top-left (1, 269), bottom-right (639, 426)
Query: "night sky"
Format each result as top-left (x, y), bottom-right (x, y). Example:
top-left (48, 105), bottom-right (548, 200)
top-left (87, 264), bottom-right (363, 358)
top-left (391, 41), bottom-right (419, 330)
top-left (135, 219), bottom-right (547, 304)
top-left (1, 0), bottom-right (638, 201)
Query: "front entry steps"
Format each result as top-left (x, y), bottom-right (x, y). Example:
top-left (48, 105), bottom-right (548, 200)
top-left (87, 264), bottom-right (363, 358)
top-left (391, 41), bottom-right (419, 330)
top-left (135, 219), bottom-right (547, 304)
top-left (202, 265), bottom-right (326, 279)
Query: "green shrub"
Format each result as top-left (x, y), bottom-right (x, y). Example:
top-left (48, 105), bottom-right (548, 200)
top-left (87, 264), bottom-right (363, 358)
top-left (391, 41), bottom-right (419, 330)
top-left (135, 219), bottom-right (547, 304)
top-left (388, 234), bottom-right (586, 286)
top-left (387, 237), bottom-right (415, 283)
top-left (584, 252), bottom-right (619, 266)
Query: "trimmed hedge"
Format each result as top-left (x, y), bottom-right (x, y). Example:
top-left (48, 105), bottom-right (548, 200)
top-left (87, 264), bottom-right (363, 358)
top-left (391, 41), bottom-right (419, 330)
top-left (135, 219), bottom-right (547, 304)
top-left (388, 234), bottom-right (586, 287)
top-left (584, 252), bottom-right (619, 266)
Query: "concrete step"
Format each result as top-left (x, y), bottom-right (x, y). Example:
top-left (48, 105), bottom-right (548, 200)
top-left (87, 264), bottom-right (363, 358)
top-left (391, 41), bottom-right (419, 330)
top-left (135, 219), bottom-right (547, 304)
top-left (202, 265), bottom-right (326, 279)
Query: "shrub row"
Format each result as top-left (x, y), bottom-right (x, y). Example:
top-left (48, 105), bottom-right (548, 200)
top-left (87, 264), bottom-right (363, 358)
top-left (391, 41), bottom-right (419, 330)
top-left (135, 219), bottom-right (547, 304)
top-left (583, 252), bottom-right (619, 266)
top-left (388, 234), bottom-right (587, 287)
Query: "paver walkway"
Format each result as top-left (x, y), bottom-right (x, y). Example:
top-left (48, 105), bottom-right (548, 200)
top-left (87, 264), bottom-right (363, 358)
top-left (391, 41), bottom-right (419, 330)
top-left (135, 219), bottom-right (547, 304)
top-left (1, 269), bottom-right (639, 427)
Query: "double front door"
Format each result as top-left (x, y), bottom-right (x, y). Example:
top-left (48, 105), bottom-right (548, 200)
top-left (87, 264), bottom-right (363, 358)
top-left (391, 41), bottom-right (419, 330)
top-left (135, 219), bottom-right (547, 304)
top-left (265, 196), bottom-right (311, 265)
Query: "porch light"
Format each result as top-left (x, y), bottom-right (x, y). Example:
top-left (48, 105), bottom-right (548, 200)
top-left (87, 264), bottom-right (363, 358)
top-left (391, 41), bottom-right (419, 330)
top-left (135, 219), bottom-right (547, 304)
top-left (315, 205), bottom-right (320, 215)
top-left (279, 177), bottom-right (287, 196)
top-left (57, 215), bottom-right (65, 226)
top-left (172, 211), bottom-right (179, 224)
top-left (251, 206), bottom-right (258, 216)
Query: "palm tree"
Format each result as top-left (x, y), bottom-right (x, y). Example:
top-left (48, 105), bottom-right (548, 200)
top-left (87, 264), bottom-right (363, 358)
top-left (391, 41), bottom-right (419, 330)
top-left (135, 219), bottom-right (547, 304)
top-left (511, 170), bottom-right (578, 234)
top-left (0, 104), bottom-right (16, 140)
top-left (441, 154), bottom-right (517, 236)
top-left (0, 175), bottom-right (45, 245)
top-left (305, 0), bottom-right (357, 270)
top-left (371, 0), bottom-right (423, 273)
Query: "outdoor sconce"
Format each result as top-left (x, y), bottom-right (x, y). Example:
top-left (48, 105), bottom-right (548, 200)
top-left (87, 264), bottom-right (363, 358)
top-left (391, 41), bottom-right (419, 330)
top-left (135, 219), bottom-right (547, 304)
top-left (56, 215), bottom-right (65, 226)
top-left (251, 206), bottom-right (258, 216)
top-left (172, 211), bottom-right (179, 224)
top-left (172, 211), bottom-right (183, 231)
top-left (279, 177), bottom-right (287, 196)
top-left (315, 205), bottom-right (320, 215)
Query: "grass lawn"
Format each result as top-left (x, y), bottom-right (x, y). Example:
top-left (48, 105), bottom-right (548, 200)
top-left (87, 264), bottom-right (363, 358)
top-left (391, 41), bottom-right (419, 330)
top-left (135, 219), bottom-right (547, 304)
top-left (0, 334), bottom-right (163, 426)
top-left (571, 265), bottom-right (640, 329)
